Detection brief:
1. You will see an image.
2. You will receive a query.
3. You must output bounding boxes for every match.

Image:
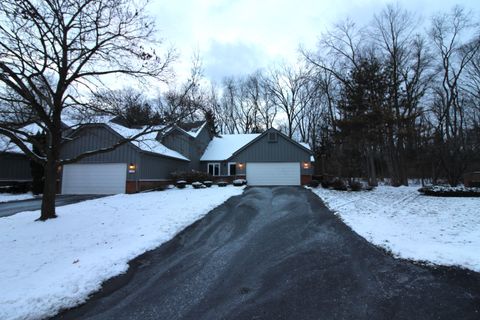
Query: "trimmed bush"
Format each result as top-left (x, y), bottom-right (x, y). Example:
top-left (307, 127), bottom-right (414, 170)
top-left (170, 170), bottom-right (212, 184)
top-left (217, 181), bottom-right (228, 187)
top-left (203, 181), bottom-right (213, 188)
top-left (332, 179), bottom-right (348, 191)
top-left (176, 180), bottom-right (187, 189)
top-left (308, 180), bottom-right (320, 188)
top-left (233, 179), bottom-right (246, 186)
top-left (0, 182), bottom-right (31, 194)
top-left (192, 181), bottom-right (204, 189)
top-left (418, 185), bottom-right (480, 197)
top-left (349, 180), bottom-right (363, 191)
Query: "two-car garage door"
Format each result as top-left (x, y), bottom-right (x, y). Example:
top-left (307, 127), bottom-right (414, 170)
top-left (62, 163), bottom-right (127, 194)
top-left (246, 162), bottom-right (300, 186)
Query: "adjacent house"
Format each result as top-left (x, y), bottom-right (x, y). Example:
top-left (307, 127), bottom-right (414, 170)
top-left (60, 122), bottom-right (195, 194)
top-left (0, 136), bottom-right (32, 187)
top-left (200, 129), bottom-right (313, 186)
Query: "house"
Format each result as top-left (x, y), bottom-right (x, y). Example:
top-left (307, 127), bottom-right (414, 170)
top-left (0, 118), bottom-right (312, 194)
top-left (59, 121), bottom-right (203, 194)
top-left (200, 128), bottom-right (313, 186)
top-left (0, 136), bottom-right (32, 187)
top-left (0, 122), bottom-right (67, 188)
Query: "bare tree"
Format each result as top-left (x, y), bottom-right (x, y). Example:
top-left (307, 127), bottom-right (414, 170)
top-left (429, 6), bottom-right (480, 185)
top-left (265, 64), bottom-right (312, 138)
top-left (372, 3), bottom-right (433, 185)
top-left (0, 0), bottom-right (176, 220)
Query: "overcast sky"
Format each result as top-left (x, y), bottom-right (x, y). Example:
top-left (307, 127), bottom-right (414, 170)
top-left (148, 0), bottom-right (480, 84)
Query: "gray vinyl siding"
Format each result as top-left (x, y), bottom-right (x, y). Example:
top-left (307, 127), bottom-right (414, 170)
top-left (162, 124), bottom-right (212, 171)
top-left (230, 133), bottom-right (313, 175)
top-left (188, 125), bottom-right (211, 170)
top-left (0, 153), bottom-right (32, 182)
top-left (139, 152), bottom-right (188, 180)
top-left (60, 125), bottom-right (141, 180)
top-left (162, 129), bottom-right (190, 159)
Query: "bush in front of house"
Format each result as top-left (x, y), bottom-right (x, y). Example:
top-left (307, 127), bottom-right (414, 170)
top-left (203, 181), bottom-right (213, 188)
top-left (418, 185), bottom-right (480, 197)
top-left (176, 180), bottom-right (187, 189)
top-left (170, 170), bottom-right (212, 184)
top-left (332, 178), bottom-right (348, 191)
top-left (192, 181), bottom-right (204, 189)
top-left (233, 179), bottom-right (246, 187)
top-left (349, 180), bottom-right (363, 191)
top-left (308, 180), bottom-right (320, 188)
top-left (217, 181), bottom-right (228, 187)
top-left (0, 182), bottom-right (31, 194)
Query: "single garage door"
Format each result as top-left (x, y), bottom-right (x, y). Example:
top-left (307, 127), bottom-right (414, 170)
top-left (62, 163), bottom-right (127, 194)
top-left (246, 162), bottom-right (300, 186)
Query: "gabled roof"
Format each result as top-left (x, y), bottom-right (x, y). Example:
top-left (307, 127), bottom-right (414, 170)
top-left (0, 123), bottom-right (46, 155)
top-left (65, 121), bottom-right (189, 161)
top-left (162, 121), bottom-right (207, 139)
top-left (107, 123), bottom-right (189, 161)
top-left (229, 128), bottom-right (313, 159)
top-left (200, 134), bottom-right (260, 161)
top-left (200, 128), bottom-right (314, 162)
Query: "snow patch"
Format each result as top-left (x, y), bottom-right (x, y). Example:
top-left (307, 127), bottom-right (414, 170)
top-left (312, 186), bottom-right (480, 272)
top-left (0, 186), bottom-right (244, 320)
top-left (0, 193), bottom-right (35, 203)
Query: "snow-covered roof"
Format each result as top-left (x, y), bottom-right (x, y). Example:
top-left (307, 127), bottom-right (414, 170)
top-left (107, 123), bottom-right (189, 161)
top-left (163, 121), bottom-right (207, 139)
top-left (186, 121), bottom-right (206, 138)
top-left (0, 135), bottom-right (23, 154)
top-left (0, 123), bottom-right (45, 154)
top-left (200, 134), bottom-right (260, 161)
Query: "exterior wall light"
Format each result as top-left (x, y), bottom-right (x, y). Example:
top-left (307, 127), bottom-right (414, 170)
top-left (302, 162), bottom-right (310, 169)
top-left (238, 163), bottom-right (245, 169)
top-left (128, 163), bottom-right (136, 173)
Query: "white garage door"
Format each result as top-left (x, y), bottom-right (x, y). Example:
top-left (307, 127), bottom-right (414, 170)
top-left (62, 163), bottom-right (127, 194)
top-left (247, 162), bottom-right (300, 186)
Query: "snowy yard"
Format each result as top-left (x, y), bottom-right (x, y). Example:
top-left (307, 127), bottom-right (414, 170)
top-left (312, 186), bottom-right (480, 272)
top-left (0, 193), bottom-right (35, 203)
top-left (0, 186), bottom-right (244, 320)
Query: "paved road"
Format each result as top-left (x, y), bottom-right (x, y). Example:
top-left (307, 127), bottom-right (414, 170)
top-left (53, 187), bottom-right (480, 320)
top-left (0, 195), bottom-right (105, 217)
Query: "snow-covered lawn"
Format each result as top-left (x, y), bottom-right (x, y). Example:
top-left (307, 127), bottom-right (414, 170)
top-left (0, 193), bottom-right (35, 203)
top-left (0, 186), bottom-right (244, 320)
top-left (312, 186), bottom-right (480, 272)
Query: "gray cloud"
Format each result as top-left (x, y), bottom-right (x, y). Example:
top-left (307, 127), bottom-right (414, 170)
top-left (203, 41), bottom-right (268, 83)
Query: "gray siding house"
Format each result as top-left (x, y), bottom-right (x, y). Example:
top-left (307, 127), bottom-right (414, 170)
top-left (200, 128), bottom-right (313, 186)
top-left (0, 152), bottom-right (32, 186)
top-left (60, 123), bottom-right (191, 194)
top-left (0, 119), bottom-right (313, 194)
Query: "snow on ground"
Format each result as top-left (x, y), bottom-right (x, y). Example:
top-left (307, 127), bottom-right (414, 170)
top-left (0, 186), bottom-right (244, 320)
top-left (312, 186), bottom-right (480, 272)
top-left (0, 193), bottom-right (35, 203)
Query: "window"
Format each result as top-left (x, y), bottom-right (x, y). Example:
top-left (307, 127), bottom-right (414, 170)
top-left (208, 163), bottom-right (220, 176)
top-left (268, 132), bottom-right (278, 143)
top-left (228, 162), bottom-right (236, 176)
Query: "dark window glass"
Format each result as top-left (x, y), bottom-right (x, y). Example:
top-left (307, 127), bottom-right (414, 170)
top-left (229, 163), bottom-right (236, 176)
top-left (268, 132), bottom-right (277, 142)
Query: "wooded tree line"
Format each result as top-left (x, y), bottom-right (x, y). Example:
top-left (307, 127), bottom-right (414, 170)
top-left (202, 4), bottom-right (480, 186)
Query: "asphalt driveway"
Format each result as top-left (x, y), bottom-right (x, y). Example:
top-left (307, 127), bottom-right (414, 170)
top-left (0, 195), bottom-right (105, 218)
top-left (53, 187), bottom-right (480, 320)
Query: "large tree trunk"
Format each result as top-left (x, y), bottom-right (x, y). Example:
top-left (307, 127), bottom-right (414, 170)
top-left (39, 158), bottom-right (58, 221)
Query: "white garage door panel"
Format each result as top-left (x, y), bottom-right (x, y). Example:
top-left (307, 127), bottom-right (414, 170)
top-left (62, 163), bottom-right (127, 194)
top-left (247, 162), bottom-right (300, 186)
